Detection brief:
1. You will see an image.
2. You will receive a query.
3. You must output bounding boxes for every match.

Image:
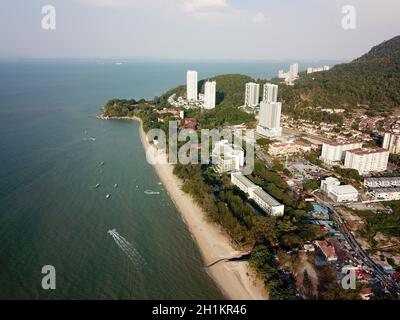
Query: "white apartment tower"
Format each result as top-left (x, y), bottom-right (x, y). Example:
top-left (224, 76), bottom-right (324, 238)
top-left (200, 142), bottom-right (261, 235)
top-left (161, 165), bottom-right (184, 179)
top-left (257, 101), bottom-right (283, 138)
top-left (263, 83), bottom-right (278, 103)
top-left (203, 81), bottom-right (216, 110)
top-left (289, 63), bottom-right (299, 79)
top-left (245, 82), bottom-right (260, 108)
top-left (344, 147), bottom-right (389, 175)
top-left (383, 132), bottom-right (400, 154)
top-left (186, 70), bottom-right (198, 101)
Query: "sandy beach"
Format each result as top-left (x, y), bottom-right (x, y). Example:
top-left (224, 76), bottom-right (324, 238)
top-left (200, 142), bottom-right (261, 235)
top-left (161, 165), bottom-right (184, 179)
top-left (133, 116), bottom-right (268, 300)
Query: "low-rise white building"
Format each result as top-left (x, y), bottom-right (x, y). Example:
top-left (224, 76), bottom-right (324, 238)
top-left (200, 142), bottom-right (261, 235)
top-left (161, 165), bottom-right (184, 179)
top-left (344, 147), bottom-right (389, 175)
top-left (231, 172), bottom-right (285, 216)
top-left (212, 140), bottom-right (244, 173)
top-left (321, 177), bottom-right (359, 203)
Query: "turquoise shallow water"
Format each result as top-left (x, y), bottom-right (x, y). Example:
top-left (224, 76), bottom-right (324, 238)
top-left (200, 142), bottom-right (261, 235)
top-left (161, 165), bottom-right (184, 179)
top-left (0, 60), bottom-right (336, 299)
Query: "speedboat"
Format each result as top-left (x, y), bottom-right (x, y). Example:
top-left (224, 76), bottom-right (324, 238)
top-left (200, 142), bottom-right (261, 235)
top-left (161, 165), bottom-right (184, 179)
top-left (95, 184), bottom-right (100, 189)
top-left (106, 194), bottom-right (111, 199)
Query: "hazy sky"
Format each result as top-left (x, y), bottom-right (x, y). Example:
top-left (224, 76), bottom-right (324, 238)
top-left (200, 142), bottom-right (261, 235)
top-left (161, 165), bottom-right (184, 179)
top-left (1, 0), bottom-right (399, 60)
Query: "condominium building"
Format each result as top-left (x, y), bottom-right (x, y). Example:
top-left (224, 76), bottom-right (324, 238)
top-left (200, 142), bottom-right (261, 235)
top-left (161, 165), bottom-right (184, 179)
top-left (204, 81), bottom-right (216, 110)
top-left (382, 132), bottom-right (400, 154)
top-left (257, 101), bottom-right (282, 138)
top-left (186, 70), bottom-right (198, 101)
top-left (231, 172), bottom-right (285, 216)
top-left (212, 140), bottom-right (244, 173)
top-left (244, 82), bottom-right (260, 107)
top-left (262, 83), bottom-right (278, 103)
top-left (344, 147), bottom-right (389, 175)
top-left (320, 177), bottom-right (359, 203)
top-left (320, 141), bottom-right (363, 164)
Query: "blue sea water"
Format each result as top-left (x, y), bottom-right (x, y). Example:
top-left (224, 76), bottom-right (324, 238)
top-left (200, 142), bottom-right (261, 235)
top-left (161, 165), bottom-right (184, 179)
top-left (0, 59), bottom-right (338, 299)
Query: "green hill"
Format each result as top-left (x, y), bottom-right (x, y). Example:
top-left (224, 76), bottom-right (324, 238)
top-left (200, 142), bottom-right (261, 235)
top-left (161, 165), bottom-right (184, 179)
top-left (279, 35), bottom-right (400, 115)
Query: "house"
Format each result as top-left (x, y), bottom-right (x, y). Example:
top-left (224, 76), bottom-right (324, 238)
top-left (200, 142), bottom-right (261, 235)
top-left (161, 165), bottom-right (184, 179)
top-left (315, 240), bottom-right (338, 262)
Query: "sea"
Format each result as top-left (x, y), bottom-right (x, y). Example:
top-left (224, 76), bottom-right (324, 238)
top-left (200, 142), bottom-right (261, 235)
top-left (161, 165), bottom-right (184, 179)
top-left (0, 59), bottom-right (338, 299)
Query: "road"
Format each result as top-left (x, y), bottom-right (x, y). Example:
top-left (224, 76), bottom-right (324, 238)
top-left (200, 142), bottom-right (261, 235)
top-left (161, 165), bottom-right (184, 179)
top-left (314, 194), bottom-right (400, 297)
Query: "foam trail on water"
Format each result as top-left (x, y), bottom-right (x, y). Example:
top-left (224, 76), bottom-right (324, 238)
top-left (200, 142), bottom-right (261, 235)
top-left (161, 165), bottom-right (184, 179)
top-left (108, 229), bottom-right (146, 267)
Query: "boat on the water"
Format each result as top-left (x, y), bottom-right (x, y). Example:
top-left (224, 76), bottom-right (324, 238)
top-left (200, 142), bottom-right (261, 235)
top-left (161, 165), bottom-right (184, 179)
top-left (144, 190), bottom-right (161, 195)
top-left (106, 194), bottom-right (111, 199)
top-left (114, 184), bottom-right (118, 188)
top-left (95, 184), bottom-right (100, 189)
top-left (100, 162), bottom-right (105, 166)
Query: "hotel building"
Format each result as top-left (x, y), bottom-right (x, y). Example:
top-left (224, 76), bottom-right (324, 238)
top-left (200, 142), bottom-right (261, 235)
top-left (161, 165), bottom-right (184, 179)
top-left (231, 172), bottom-right (285, 216)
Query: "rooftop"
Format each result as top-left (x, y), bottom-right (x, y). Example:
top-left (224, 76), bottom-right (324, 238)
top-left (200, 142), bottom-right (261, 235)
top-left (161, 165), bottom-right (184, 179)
top-left (324, 140), bottom-right (362, 146)
top-left (232, 173), bottom-right (257, 190)
top-left (347, 147), bottom-right (389, 155)
top-left (332, 185), bottom-right (359, 195)
top-left (252, 188), bottom-right (282, 207)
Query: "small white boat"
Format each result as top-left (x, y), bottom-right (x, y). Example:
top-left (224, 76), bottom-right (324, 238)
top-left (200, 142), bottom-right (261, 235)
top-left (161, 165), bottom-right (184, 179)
top-left (100, 162), bottom-right (105, 166)
top-left (106, 194), bottom-right (111, 199)
top-left (95, 184), bottom-right (100, 189)
top-left (114, 184), bottom-right (118, 188)
top-left (144, 190), bottom-right (161, 195)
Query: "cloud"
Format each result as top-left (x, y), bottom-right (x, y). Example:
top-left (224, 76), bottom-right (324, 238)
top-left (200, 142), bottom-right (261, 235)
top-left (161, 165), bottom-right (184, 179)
top-left (181, 0), bottom-right (229, 13)
top-left (252, 12), bottom-right (266, 24)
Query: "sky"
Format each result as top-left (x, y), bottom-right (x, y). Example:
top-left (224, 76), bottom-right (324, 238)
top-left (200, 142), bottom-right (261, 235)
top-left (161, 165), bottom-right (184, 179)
top-left (0, 0), bottom-right (399, 60)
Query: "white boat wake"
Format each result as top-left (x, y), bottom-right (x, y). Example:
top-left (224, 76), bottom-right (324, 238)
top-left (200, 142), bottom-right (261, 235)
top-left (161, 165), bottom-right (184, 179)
top-left (108, 229), bottom-right (146, 267)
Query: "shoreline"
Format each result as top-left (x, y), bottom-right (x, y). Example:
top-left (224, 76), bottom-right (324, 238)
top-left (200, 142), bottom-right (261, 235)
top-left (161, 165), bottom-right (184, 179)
top-left (128, 115), bottom-right (268, 300)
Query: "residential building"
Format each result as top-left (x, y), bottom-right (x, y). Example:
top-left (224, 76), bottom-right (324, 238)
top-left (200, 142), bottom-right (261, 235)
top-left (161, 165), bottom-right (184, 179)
top-left (231, 172), bottom-right (285, 216)
top-left (181, 118), bottom-right (198, 130)
top-left (307, 66), bottom-right (330, 74)
top-left (244, 82), bottom-right (260, 107)
top-left (320, 141), bottom-right (363, 164)
top-left (383, 132), bottom-right (400, 154)
top-left (344, 147), bottom-right (389, 175)
top-left (320, 177), bottom-right (359, 203)
top-left (262, 83), bottom-right (278, 103)
top-left (369, 187), bottom-right (400, 201)
top-left (186, 70), bottom-right (198, 101)
top-left (363, 177), bottom-right (400, 188)
top-left (204, 81), bottom-right (216, 109)
top-left (257, 101), bottom-right (282, 137)
top-left (315, 240), bottom-right (338, 262)
top-left (268, 141), bottom-right (312, 156)
top-left (212, 140), bottom-right (244, 173)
